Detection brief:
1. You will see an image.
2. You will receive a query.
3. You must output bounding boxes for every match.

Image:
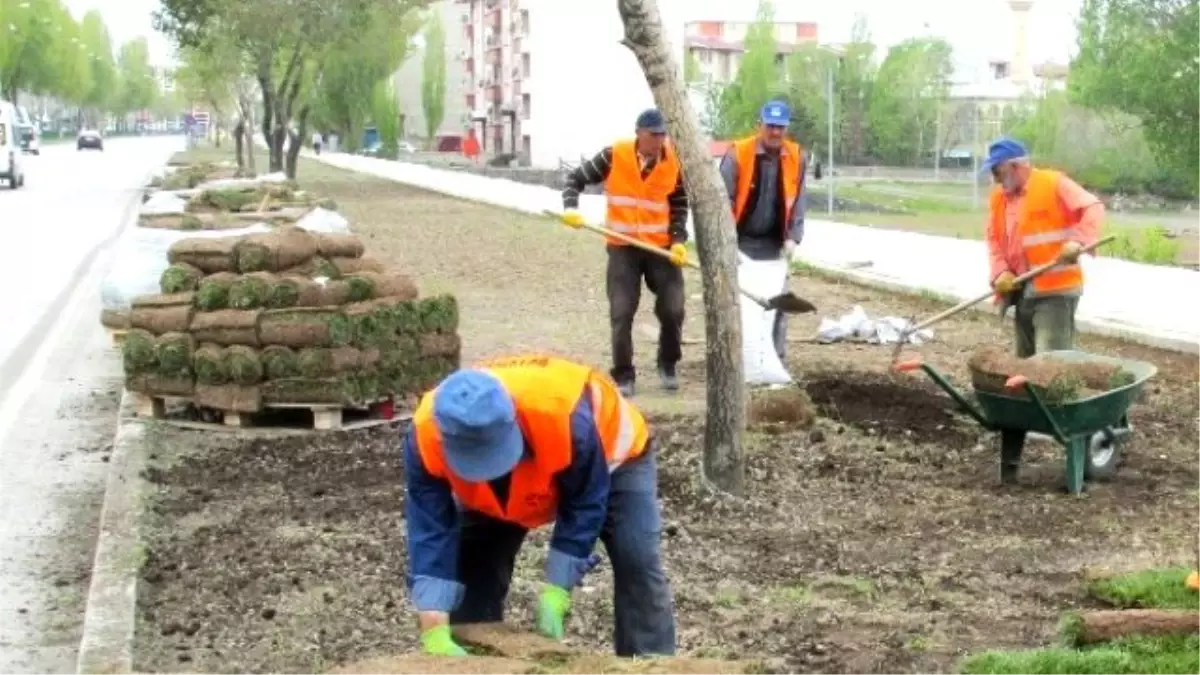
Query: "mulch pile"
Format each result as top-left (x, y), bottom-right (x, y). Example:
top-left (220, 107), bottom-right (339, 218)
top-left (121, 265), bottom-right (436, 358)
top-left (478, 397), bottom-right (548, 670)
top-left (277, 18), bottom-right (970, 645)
top-left (967, 346), bottom-right (1136, 404)
top-left (122, 225), bottom-right (460, 414)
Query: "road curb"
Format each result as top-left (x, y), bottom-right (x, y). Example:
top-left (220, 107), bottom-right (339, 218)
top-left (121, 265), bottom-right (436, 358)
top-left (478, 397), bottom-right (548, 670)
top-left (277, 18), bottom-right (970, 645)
top-left (75, 391), bottom-right (149, 675)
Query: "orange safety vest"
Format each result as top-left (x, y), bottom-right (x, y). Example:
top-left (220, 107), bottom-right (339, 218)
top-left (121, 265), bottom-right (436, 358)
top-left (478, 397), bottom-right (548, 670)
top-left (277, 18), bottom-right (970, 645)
top-left (603, 139), bottom-right (681, 248)
top-left (731, 136), bottom-right (804, 240)
top-left (412, 355), bottom-right (650, 529)
top-left (989, 168), bottom-right (1083, 295)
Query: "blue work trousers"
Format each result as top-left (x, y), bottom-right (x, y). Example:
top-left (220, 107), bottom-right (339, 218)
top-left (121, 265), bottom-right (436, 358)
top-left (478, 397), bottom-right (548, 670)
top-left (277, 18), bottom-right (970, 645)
top-left (449, 451), bottom-right (676, 657)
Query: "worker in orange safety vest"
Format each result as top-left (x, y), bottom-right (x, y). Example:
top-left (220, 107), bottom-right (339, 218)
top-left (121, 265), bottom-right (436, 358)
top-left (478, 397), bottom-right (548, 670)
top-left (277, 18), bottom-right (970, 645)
top-left (982, 137), bottom-right (1104, 483)
top-left (402, 354), bottom-right (676, 657)
top-left (719, 100), bottom-right (807, 361)
top-left (559, 109), bottom-right (691, 398)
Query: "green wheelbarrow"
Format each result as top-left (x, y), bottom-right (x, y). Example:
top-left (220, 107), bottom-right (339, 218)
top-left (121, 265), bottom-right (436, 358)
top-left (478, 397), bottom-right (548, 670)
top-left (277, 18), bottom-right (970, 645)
top-left (894, 350), bottom-right (1158, 494)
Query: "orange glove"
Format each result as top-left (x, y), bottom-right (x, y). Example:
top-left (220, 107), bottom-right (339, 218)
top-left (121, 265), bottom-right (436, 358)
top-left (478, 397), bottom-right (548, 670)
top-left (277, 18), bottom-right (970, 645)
top-left (668, 243), bottom-right (688, 267)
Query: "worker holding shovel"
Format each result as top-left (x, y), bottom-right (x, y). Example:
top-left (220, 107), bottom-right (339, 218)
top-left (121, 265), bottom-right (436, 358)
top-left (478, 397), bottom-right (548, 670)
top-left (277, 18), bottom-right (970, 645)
top-left (560, 108), bottom-right (691, 397)
top-left (403, 354), bottom-right (676, 658)
top-left (983, 137), bottom-right (1105, 483)
top-left (719, 100), bottom-right (808, 361)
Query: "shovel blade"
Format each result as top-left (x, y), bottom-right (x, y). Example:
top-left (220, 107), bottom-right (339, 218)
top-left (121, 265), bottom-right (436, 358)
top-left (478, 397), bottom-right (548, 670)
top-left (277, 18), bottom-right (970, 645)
top-left (766, 292), bottom-right (817, 314)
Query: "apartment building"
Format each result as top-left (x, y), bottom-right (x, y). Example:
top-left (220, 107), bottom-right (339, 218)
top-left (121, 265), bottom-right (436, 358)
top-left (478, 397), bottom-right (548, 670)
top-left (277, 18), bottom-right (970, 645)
top-left (393, 0), bottom-right (471, 143)
top-left (684, 19), bottom-right (819, 84)
top-left (455, 0), bottom-right (696, 168)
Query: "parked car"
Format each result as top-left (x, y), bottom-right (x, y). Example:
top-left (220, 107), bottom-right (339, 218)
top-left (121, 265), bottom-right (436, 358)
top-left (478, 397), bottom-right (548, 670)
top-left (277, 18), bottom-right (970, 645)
top-left (0, 100), bottom-right (27, 189)
top-left (77, 128), bottom-right (104, 150)
top-left (18, 124), bottom-right (39, 155)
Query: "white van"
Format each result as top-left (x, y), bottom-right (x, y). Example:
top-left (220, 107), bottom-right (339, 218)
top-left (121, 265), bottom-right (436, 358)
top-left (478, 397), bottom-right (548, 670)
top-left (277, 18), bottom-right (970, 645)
top-left (1, 100), bottom-right (27, 189)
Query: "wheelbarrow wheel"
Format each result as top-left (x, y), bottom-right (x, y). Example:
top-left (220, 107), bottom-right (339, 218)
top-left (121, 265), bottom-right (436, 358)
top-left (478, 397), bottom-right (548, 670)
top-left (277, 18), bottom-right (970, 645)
top-left (1084, 426), bottom-right (1127, 481)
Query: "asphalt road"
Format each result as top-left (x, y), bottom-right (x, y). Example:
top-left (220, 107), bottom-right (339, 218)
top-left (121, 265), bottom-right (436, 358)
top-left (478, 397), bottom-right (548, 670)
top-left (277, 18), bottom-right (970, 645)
top-left (0, 136), bottom-right (179, 673)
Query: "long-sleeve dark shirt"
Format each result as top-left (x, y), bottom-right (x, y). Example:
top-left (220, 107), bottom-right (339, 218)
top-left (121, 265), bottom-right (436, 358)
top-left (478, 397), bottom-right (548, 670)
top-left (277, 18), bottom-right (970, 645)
top-left (718, 141), bottom-right (807, 260)
top-left (403, 390), bottom-right (610, 612)
top-left (561, 146), bottom-right (690, 245)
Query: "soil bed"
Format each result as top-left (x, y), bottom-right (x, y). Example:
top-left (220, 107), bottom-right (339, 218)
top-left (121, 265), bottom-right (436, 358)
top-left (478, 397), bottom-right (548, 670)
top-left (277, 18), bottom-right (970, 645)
top-left (133, 151), bottom-right (1200, 673)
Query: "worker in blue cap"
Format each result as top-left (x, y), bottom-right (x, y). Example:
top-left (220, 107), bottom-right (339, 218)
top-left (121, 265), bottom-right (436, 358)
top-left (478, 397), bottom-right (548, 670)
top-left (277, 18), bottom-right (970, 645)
top-left (719, 99), bottom-right (809, 361)
top-left (559, 109), bottom-right (691, 398)
top-left (402, 354), bottom-right (676, 657)
top-left (980, 137), bottom-right (1104, 483)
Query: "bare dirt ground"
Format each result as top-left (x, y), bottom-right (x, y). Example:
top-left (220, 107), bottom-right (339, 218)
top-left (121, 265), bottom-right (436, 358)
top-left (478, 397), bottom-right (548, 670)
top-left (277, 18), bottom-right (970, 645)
top-left (133, 156), bottom-right (1199, 673)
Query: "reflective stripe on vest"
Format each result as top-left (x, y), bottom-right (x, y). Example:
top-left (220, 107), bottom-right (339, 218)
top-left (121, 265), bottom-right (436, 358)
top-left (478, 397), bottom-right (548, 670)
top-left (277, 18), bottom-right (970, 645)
top-left (411, 355), bottom-right (649, 528)
top-left (603, 139), bottom-right (680, 248)
top-left (731, 136), bottom-right (803, 240)
top-left (989, 168), bottom-right (1083, 296)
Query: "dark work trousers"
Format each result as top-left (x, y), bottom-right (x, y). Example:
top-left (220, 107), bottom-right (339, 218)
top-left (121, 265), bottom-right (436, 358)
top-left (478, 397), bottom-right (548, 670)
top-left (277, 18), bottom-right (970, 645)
top-left (1001, 293), bottom-right (1080, 477)
top-left (448, 451), bottom-right (677, 656)
top-left (605, 244), bottom-right (686, 385)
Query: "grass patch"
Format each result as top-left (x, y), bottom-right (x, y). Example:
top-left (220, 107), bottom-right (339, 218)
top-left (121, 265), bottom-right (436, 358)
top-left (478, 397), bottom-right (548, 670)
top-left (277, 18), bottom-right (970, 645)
top-left (960, 567), bottom-right (1200, 674)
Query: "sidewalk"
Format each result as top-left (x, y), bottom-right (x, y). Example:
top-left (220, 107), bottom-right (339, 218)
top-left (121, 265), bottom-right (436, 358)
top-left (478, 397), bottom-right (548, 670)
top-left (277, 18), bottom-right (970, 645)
top-left (310, 151), bottom-right (1198, 354)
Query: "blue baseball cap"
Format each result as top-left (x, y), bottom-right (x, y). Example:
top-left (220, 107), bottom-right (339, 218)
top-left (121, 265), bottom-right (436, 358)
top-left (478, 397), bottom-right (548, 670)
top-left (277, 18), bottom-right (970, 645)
top-left (980, 137), bottom-right (1029, 174)
top-left (636, 108), bottom-right (667, 134)
top-left (760, 100), bottom-right (791, 126)
top-left (432, 369), bottom-right (524, 482)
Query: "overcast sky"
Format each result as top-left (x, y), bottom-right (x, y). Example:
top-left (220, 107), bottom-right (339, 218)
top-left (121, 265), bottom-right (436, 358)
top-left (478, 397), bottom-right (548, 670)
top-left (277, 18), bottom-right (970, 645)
top-left (62, 0), bottom-right (1081, 80)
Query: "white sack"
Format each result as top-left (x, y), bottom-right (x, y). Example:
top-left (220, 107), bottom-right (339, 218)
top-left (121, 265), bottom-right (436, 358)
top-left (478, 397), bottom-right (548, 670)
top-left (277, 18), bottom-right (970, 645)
top-left (295, 207), bottom-right (351, 234)
top-left (139, 191), bottom-right (189, 216)
top-left (739, 257), bottom-right (793, 385)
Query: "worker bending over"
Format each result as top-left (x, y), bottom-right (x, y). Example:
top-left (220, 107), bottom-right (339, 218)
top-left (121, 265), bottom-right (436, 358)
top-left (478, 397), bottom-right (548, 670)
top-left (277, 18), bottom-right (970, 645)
top-left (719, 100), bottom-right (807, 361)
top-left (560, 109), bottom-right (690, 397)
top-left (403, 354), bottom-right (676, 657)
top-left (982, 137), bottom-right (1104, 482)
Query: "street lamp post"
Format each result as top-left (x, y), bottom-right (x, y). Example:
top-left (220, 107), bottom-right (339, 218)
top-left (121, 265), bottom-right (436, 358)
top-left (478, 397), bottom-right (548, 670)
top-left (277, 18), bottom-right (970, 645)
top-left (826, 64), bottom-right (834, 216)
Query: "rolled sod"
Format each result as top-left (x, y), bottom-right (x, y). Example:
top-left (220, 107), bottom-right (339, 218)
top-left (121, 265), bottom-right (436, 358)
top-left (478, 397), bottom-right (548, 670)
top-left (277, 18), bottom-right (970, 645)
top-left (100, 308), bottom-right (131, 330)
top-left (392, 300), bottom-right (421, 335)
top-left (286, 277), bottom-right (326, 307)
top-left (261, 377), bottom-right (358, 405)
top-left (330, 256), bottom-right (385, 275)
top-left (189, 309), bottom-right (262, 347)
top-left (126, 373), bottom-right (194, 397)
top-left (264, 275), bottom-right (303, 309)
top-left (234, 226), bottom-right (319, 272)
top-left (154, 332), bottom-right (195, 376)
top-left (354, 272), bottom-right (418, 301)
top-left (353, 369), bottom-right (383, 402)
top-left (195, 272), bottom-right (239, 310)
top-left (168, 236), bottom-right (243, 273)
top-left (314, 279), bottom-right (353, 306)
top-left (419, 332), bottom-right (462, 358)
top-left (223, 345), bottom-right (264, 385)
top-left (296, 347), bottom-right (363, 377)
top-left (315, 233), bottom-right (365, 259)
top-left (190, 187), bottom-right (261, 213)
top-left (121, 329), bottom-right (158, 375)
top-left (257, 308), bottom-right (353, 349)
top-left (417, 294), bottom-right (460, 333)
top-left (344, 275), bottom-right (376, 302)
top-left (130, 292), bottom-right (196, 333)
top-left (418, 355), bottom-right (459, 393)
top-left (227, 272), bottom-right (275, 309)
top-left (261, 345), bottom-right (301, 379)
top-left (193, 383), bottom-right (262, 413)
top-left (193, 343), bottom-right (228, 385)
top-left (345, 298), bottom-right (397, 348)
top-left (159, 263), bottom-right (204, 294)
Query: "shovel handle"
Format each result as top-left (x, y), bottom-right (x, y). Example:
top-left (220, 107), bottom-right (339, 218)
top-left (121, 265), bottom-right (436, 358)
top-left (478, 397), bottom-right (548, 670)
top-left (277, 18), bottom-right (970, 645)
top-left (907, 235), bottom-right (1115, 334)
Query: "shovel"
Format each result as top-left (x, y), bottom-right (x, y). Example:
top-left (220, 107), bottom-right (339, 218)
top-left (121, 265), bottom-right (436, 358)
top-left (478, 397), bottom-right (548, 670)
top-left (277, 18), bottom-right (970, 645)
top-left (546, 211), bottom-right (817, 314)
top-left (889, 235), bottom-right (1115, 364)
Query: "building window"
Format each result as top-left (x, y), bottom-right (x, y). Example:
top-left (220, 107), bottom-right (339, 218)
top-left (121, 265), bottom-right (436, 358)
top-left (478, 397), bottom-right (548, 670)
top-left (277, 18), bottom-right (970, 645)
top-left (522, 53), bottom-right (530, 78)
top-left (520, 9), bottom-right (529, 34)
top-left (522, 93), bottom-right (531, 120)
top-left (522, 134), bottom-right (531, 157)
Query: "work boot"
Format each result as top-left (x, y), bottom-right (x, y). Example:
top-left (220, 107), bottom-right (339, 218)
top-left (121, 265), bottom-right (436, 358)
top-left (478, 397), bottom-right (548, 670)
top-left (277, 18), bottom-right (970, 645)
top-left (658, 364), bottom-right (679, 392)
top-left (617, 380), bottom-right (636, 398)
top-left (999, 429), bottom-right (1025, 486)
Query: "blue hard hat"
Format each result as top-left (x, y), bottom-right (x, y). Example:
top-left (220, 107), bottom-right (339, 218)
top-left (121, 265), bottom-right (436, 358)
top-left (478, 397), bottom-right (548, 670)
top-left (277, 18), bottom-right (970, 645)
top-left (760, 100), bottom-right (791, 126)
top-left (432, 369), bottom-right (524, 482)
top-left (636, 108), bottom-right (667, 133)
top-left (981, 137), bottom-right (1029, 174)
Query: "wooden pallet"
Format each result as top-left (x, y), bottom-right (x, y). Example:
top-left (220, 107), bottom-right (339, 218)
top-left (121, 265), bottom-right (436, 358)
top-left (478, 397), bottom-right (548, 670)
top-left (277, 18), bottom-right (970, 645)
top-left (128, 391), bottom-right (400, 431)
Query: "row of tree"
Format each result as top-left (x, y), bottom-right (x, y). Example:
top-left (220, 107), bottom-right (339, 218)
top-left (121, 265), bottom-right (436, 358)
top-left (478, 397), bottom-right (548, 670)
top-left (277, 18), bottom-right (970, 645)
top-left (0, 0), bottom-right (166, 124)
top-left (160, 0), bottom-right (444, 179)
top-left (692, 0), bottom-right (1198, 198)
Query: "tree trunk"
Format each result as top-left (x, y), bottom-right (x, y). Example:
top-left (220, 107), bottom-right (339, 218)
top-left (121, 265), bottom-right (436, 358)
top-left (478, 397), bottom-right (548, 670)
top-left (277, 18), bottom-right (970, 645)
top-left (285, 105), bottom-right (311, 180)
top-left (616, 0), bottom-right (746, 496)
top-left (242, 103), bottom-right (257, 177)
top-left (233, 118), bottom-right (246, 173)
top-left (1068, 610), bottom-right (1199, 646)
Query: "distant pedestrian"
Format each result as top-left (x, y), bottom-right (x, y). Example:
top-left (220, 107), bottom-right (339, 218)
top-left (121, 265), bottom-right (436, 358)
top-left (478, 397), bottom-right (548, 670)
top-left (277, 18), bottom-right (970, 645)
top-left (312, 130), bottom-right (323, 155)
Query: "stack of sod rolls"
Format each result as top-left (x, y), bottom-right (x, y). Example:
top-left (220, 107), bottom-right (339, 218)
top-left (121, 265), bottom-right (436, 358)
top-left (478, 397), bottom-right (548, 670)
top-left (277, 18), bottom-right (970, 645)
top-left (121, 225), bottom-right (460, 415)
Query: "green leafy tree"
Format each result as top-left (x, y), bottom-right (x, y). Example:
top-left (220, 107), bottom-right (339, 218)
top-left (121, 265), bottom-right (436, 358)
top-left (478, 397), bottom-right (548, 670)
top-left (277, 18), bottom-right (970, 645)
top-left (79, 11), bottom-right (118, 114)
top-left (0, 0), bottom-right (68, 104)
top-left (709, 0), bottom-right (783, 138)
top-left (46, 4), bottom-right (91, 105)
top-left (115, 38), bottom-right (159, 116)
top-left (1070, 0), bottom-right (1199, 193)
top-left (420, 12), bottom-right (447, 142)
top-left (867, 37), bottom-right (953, 165)
top-left (781, 44), bottom-right (839, 155)
top-left (372, 78), bottom-right (402, 157)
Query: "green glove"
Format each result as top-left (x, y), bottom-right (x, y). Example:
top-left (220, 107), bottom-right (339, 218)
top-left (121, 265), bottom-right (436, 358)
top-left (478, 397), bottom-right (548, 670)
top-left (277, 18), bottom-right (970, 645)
top-left (535, 584), bottom-right (572, 640)
top-left (420, 624), bottom-right (467, 656)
